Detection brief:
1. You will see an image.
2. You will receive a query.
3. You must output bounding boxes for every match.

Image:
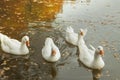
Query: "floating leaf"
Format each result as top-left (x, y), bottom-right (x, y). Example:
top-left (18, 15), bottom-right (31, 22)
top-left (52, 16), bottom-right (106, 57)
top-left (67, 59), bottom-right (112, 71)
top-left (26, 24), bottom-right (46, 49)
top-left (3, 67), bottom-right (10, 71)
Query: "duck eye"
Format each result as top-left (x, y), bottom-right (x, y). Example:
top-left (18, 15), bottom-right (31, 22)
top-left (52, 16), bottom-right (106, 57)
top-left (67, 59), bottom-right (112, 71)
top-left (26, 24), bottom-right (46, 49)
top-left (24, 38), bottom-right (27, 41)
top-left (98, 47), bottom-right (100, 50)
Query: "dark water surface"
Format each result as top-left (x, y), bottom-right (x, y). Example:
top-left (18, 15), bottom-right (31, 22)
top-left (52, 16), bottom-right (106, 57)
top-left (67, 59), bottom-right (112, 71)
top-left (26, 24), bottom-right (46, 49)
top-left (0, 0), bottom-right (120, 80)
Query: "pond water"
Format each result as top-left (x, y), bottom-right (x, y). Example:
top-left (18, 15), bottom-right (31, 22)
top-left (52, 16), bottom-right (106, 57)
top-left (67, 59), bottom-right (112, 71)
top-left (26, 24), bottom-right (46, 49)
top-left (0, 0), bottom-right (120, 80)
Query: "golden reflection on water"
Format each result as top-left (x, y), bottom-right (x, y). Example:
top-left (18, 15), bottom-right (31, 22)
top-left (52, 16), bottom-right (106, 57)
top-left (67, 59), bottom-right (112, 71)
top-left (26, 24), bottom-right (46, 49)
top-left (0, 0), bottom-right (63, 36)
top-left (0, 0), bottom-right (91, 36)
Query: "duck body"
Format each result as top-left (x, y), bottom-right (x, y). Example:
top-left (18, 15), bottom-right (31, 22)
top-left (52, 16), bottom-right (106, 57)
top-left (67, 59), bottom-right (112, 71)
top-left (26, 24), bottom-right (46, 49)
top-left (0, 33), bottom-right (30, 55)
top-left (42, 38), bottom-right (61, 62)
top-left (65, 26), bottom-right (78, 46)
top-left (77, 29), bottom-right (105, 69)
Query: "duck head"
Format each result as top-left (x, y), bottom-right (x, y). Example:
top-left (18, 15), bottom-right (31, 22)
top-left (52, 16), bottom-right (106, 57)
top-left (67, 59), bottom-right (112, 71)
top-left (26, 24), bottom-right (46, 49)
top-left (79, 28), bottom-right (88, 37)
top-left (97, 46), bottom-right (104, 56)
top-left (22, 36), bottom-right (30, 47)
top-left (45, 37), bottom-right (54, 45)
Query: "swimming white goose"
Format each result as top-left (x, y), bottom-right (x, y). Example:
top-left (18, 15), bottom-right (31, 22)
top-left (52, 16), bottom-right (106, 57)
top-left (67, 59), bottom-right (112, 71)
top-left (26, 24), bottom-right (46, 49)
top-left (65, 26), bottom-right (87, 46)
top-left (77, 29), bottom-right (105, 69)
top-left (42, 37), bottom-right (61, 62)
top-left (0, 33), bottom-right (30, 55)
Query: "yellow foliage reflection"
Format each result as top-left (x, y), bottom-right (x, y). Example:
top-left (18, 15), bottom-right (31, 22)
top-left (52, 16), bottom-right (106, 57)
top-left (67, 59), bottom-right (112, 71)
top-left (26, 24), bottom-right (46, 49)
top-left (0, 0), bottom-right (63, 36)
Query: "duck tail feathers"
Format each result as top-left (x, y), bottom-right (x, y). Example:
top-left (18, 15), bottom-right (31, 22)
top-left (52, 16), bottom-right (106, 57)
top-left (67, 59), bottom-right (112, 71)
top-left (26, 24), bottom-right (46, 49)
top-left (66, 26), bottom-right (74, 33)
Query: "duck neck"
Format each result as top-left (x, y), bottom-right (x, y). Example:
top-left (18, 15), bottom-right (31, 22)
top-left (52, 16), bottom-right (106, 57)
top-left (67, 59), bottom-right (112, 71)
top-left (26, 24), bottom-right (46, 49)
top-left (94, 51), bottom-right (101, 60)
top-left (21, 41), bottom-right (27, 49)
top-left (78, 35), bottom-right (85, 45)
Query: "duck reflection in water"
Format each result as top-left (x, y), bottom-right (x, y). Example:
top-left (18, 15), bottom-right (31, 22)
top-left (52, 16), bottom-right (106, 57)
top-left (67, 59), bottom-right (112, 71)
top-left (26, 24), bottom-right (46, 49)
top-left (77, 58), bottom-right (103, 80)
top-left (92, 69), bottom-right (102, 80)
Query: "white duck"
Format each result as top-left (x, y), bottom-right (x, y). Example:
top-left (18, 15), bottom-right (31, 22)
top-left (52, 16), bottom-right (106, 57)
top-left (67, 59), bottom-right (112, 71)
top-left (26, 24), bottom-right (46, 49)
top-left (77, 29), bottom-right (105, 69)
top-left (65, 26), bottom-right (87, 46)
top-left (42, 37), bottom-right (61, 62)
top-left (0, 33), bottom-right (30, 55)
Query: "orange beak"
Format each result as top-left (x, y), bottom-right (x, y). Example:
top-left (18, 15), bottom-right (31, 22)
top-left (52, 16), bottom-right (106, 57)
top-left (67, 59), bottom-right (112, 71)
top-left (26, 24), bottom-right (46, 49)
top-left (51, 50), bottom-right (56, 56)
top-left (99, 50), bottom-right (104, 56)
top-left (80, 32), bottom-right (84, 36)
top-left (26, 41), bottom-right (30, 47)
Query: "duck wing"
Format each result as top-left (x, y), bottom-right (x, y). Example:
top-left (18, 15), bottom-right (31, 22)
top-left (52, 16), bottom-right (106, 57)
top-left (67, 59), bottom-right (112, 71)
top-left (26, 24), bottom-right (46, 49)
top-left (11, 39), bottom-right (21, 45)
top-left (88, 44), bottom-right (96, 56)
top-left (2, 36), bottom-right (21, 50)
top-left (66, 26), bottom-right (78, 45)
top-left (78, 43), bottom-right (95, 68)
